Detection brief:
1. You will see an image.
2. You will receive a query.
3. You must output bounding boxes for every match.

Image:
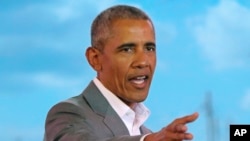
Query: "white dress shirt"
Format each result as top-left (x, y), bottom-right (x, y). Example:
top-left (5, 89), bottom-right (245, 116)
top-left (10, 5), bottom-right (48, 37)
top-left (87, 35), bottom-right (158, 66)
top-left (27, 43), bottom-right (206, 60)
top-left (93, 78), bottom-right (150, 138)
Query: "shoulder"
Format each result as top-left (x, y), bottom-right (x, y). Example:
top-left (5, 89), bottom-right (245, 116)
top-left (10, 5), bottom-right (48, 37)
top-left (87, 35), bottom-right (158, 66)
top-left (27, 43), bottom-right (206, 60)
top-left (46, 94), bottom-right (89, 117)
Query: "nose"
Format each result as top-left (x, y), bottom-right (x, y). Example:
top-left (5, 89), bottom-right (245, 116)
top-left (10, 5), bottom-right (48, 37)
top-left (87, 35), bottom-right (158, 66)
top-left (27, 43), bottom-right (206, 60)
top-left (131, 50), bottom-right (149, 69)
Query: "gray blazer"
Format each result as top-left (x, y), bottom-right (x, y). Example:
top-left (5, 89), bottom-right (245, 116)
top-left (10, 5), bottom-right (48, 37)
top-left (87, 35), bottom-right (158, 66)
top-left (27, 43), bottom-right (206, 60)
top-left (44, 81), bottom-right (152, 141)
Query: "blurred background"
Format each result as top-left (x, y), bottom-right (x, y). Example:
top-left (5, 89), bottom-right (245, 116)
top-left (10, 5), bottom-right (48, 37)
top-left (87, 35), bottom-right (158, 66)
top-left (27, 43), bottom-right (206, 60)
top-left (1, 0), bottom-right (250, 141)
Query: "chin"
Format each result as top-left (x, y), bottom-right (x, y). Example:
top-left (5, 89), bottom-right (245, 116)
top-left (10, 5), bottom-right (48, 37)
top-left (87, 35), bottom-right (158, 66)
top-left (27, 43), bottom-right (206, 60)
top-left (135, 95), bottom-right (148, 103)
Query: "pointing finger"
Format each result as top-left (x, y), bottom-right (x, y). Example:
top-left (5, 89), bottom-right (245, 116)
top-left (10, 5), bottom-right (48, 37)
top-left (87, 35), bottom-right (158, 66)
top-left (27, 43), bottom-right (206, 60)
top-left (175, 112), bottom-right (199, 125)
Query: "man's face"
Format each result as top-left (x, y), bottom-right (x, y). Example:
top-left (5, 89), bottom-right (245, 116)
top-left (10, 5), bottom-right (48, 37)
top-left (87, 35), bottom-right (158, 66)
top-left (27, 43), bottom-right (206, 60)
top-left (98, 19), bottom-right (156, 107)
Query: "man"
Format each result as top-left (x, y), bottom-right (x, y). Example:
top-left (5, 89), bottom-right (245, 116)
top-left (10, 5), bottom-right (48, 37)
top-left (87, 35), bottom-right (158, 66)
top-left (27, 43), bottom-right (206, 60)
top-left (44, 5), bottom-right (199, 141)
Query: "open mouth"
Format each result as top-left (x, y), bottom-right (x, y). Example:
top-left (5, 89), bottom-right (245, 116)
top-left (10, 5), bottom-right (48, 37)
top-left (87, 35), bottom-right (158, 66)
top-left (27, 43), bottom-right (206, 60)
top-left (129, 75), bottom-right (149, 85)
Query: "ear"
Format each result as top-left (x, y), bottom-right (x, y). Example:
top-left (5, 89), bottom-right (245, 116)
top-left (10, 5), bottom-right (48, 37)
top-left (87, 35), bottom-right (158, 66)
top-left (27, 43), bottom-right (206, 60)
top-left (85, 47), bottom-right (102, 71)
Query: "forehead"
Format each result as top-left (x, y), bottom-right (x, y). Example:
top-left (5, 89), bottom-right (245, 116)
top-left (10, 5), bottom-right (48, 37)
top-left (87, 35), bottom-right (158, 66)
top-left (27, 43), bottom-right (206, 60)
top-left (110, 19), bottom-right (155, 37)
top-left (112, 18), bottom-right (153, 25)
top-left (102, 19), bottom-right (155, 51)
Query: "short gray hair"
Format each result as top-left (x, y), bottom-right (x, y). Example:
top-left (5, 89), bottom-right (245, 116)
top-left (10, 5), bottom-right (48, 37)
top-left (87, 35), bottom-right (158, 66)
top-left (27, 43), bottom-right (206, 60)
top-left (91, 5), bottom-right (154, 51)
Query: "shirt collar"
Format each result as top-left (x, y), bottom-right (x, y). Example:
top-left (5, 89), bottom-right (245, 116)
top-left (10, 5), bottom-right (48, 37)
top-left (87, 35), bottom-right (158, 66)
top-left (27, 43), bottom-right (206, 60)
top-left (93, 78), bottom-right (150, 134)
top-left (93, 78), bottom-right (130, 117)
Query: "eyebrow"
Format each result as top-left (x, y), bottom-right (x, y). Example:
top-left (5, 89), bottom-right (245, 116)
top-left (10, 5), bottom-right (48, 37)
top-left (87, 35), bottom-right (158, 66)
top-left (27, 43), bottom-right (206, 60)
top-left (117, 43), bottom-right (136, 50)
top-left (117, 42), bottom-right (156, 50)
top-left (145, 42), bottom-right (156, 48)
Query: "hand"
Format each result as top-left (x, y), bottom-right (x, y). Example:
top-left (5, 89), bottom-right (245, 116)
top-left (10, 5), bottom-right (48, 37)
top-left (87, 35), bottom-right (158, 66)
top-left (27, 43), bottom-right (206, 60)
top-left (144, 112), bottom-right (199, 141)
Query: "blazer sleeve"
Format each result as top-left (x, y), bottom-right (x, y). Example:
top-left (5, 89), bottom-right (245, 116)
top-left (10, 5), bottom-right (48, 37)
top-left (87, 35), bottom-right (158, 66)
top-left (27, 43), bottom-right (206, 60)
top-left (44, 102), bottom-right (145, 141)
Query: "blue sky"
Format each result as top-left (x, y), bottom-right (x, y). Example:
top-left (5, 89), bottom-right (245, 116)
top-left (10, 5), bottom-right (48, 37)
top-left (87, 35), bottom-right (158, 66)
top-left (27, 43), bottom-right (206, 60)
top-left (1, 0), bottom-right (250, 141)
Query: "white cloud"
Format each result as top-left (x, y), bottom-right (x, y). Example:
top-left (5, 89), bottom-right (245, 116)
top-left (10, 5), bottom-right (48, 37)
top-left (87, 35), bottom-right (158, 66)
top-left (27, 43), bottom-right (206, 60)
top-left (32, 72), bottom-right (78, 87)
top-left (9, 72), bottom-right (85, 88)
top-left (51, 0), bottom-right (116, 22)
top-left (0, 0), bottom-right (131, 55)
top-left (154, 21), bottom-right (177, 74)
top-left (155, 21), bottom-right (177, 45)
top-left (190, 0), bottom-right (250, 70)
top-left (156, 58), bottom-right (169, 74)
top-left (3, 126), bottom-right (43, 141)
top-left (241, 89), bottom-right (250, 110)
top-left (0, 0), bottom-right (117, 23)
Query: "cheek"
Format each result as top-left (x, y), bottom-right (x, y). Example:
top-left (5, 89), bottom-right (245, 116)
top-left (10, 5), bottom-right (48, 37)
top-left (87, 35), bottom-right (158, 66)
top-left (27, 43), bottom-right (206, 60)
top-left (112, 61), bottom-right (131, 88)
top-left (113, 63), bottom-right (129, 80)
top-left (149, 55), bottom-right (156, 68)
top-left (102, 53), bottom-right (132, 81)
top-left (103, 59), bottom-right (127, 79)
top-left (153, 58), bottom-right (157, 68)
top-left (113, 57), bottom-right (131, 72)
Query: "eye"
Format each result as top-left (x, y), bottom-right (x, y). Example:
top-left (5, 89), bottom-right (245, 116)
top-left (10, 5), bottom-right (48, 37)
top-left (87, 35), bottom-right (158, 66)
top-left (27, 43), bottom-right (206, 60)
top-left (145, 45), bottom-right (156, 52)
top-left (122, 47), bottom-right (132, 52)
top-left (117, 43), bottom-right (135, 53)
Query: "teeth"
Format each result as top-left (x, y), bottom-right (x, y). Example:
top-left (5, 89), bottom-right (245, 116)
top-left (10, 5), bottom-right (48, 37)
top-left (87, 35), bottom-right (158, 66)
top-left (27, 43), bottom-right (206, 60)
top-left (136, 76), bottom-right (146, 80)
top-left (132, 79), bottom-right (144, 84)
top-left (131, 76), bottom-right (146, 85)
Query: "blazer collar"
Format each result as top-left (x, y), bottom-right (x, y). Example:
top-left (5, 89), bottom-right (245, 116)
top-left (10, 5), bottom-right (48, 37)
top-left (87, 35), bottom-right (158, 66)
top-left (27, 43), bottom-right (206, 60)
top-left (82, 81), bottom-right (130, 136)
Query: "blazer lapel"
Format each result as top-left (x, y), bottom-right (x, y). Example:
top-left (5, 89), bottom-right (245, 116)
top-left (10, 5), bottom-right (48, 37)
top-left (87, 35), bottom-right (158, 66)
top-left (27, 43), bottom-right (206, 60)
top-left (103, 105), bottom-right (130, 136)
top-left (83, 81), bottom-right (130, 136)
top-left (140, 125), bottom-right (152, 134)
